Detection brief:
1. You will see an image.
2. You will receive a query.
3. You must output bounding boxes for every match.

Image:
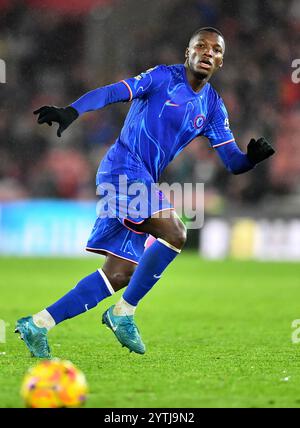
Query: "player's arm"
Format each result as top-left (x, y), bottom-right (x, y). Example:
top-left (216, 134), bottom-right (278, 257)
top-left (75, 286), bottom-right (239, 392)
top-left (213, 137), bottom-right (274, 175)
top-left (33, 66), bottom-right (167, 137)
top-left (203, 99), bottom-right (275, 175)
top-left (33, 82), bottom-right (130, 137)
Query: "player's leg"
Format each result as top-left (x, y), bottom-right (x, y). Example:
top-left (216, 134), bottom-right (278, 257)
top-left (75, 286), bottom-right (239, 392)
top-left (119, 209), bottom-right (186, 309)
top-left (103, 209), bottom-right (186, 354)
top-left (39, 254), bottom-right (136, 325)
top-left (101, 254), bottom-right (136, 292)
top-left (15, 254), bottom-right (136, 358)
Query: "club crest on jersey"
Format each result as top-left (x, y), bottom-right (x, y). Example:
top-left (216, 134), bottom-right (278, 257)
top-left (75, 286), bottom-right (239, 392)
top-left (194, 114), bottom-right (206, 129)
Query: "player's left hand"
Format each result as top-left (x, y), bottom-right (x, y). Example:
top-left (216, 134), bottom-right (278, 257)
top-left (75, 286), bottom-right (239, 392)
top-left (247, 137), bottom-right (275, 164)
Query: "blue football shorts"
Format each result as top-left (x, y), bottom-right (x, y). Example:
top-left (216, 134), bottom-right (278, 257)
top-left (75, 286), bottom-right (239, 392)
top-left (86, 172), bottom-right (173, 264)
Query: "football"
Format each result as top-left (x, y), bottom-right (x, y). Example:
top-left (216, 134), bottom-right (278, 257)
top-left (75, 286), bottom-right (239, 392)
top-left (20, 359), bottom-right (88, 408)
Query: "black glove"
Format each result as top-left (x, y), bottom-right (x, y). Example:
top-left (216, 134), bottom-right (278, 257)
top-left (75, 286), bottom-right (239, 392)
top-left (247, 137), bottom-right (275, 165)
top-left (33, 106), bottom-right (79, 137)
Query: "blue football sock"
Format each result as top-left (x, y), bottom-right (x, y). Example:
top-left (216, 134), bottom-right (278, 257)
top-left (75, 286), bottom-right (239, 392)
top-left (47, 269), bottom-right (114, 324)
top-left (123, 238), bottom-right (181, 306)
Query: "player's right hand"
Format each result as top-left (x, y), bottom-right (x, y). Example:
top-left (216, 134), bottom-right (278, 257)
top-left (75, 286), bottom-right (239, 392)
top-left (33, 106), bottom-right (79, 137)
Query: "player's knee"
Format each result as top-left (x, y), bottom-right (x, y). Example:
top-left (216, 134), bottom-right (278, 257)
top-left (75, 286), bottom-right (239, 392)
top-left (106, 271), bottom-right (133, 292)
top-left (174, 223), bottom-right (187, 249)
top-left (163, 221), bottom-right (187, 250)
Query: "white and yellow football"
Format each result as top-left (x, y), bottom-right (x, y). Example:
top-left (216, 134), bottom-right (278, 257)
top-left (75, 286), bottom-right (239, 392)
top-left (20, 359), bottom-right (88, 408)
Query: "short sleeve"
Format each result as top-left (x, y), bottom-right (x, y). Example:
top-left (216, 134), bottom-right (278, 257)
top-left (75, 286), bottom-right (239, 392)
top-left (120, 65), bottom-right (169, 101)
top-left (203, 98), bottom-right (236, 149)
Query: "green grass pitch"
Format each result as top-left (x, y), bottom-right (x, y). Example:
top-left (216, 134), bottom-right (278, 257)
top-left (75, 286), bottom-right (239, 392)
top-left (1, 253), bottom-right (300, 408)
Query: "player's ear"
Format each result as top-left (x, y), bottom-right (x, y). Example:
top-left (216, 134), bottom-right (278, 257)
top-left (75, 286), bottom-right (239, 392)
top-left (219, 58), bottom-right (224, 68)
top-left (185, 48), bottom-right (189, 60)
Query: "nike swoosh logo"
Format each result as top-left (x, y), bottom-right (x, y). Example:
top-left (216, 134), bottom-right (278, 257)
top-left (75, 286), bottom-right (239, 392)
top-left (153, 274), bottom-right (162, 279)
top-left (107, 311), bottom-right (117, 331)
top-left (165, 100), bottom-right (180, 107)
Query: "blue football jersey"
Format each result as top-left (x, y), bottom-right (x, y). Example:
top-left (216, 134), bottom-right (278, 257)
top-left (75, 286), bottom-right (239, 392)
top-left (71, 64), bottom-right (253, 183)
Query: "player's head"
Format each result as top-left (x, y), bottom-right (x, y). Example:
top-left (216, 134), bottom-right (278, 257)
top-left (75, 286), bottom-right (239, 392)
top-left (185, 27), bottom-right (225, 81)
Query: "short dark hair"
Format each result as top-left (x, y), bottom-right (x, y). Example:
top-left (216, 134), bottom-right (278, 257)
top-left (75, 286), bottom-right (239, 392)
top-left (189, 27), bottom-right (225, 43)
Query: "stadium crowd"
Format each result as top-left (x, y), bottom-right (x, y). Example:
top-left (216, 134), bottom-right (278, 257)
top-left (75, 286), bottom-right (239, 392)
top-left (0, 0), bottom-right (299, 211)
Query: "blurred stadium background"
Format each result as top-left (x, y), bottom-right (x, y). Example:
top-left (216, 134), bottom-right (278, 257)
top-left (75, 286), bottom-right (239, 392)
top-left (0, 0), bottom-right (299, 260)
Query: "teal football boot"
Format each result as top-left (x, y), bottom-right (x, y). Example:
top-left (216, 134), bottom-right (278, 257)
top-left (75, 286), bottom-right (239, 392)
top-left (102, 305), bottom-right (145, 355)
top-left (15, 316), bottom-right (51, 359)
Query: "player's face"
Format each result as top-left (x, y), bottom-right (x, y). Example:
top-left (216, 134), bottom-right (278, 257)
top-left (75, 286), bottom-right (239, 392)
top-left (185, 32), bottom-right (225, 80)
